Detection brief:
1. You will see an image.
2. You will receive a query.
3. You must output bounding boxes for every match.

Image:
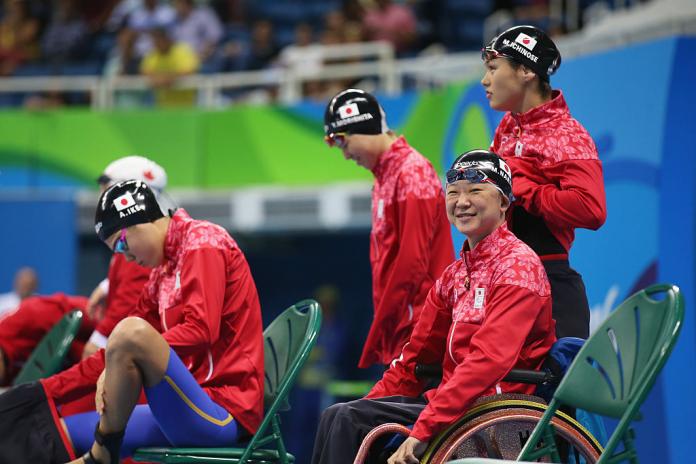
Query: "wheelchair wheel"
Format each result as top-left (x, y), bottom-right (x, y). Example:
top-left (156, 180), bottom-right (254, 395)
top-left (421, 394), bottom-right (602, 463)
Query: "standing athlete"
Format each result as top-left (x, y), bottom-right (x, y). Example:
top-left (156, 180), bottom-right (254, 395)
top-left (481, 25), bottom-right (607, 338)
top-left (324, 88), bottom-right (454, 368)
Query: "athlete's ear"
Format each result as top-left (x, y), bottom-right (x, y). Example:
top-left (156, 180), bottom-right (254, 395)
top-left (519, 65), bottom-right (537, 83)
top-left (500, 192), bottom-right (511, 212)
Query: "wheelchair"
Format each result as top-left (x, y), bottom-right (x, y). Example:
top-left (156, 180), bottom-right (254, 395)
top-left (353, 283), bottom-right (684, 464)
top-left (353, 339), bottom-right (602, 464)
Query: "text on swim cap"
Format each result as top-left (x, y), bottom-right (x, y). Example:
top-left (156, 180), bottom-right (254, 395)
top-left (331, 113), bottom-right (374, 128)
top-left (119, 204), bottom-right (145, 218)
top-left (502, 38), bottom-right (539, 63)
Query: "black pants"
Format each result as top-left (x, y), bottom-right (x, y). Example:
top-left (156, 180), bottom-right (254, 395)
top-left (544, 260), bottom-right (590, 339)
top-left (311, 396), bottom-right (427, 464)
top-left (0, 382), bottom-right (71, 464)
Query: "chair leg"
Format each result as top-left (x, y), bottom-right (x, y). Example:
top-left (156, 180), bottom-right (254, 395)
top-left (271, 415), bottom-right (290, 464)
top-left (518, 402), bottom-right (561, 462)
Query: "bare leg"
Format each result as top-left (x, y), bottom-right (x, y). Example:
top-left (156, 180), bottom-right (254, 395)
top-left (66, 317), bottom-right (170, 464)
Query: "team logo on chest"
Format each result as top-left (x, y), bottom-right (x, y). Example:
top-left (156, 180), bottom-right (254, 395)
top-left (474, 287), bottom-right (485, 309)
top-left (515, 141), bottom-right (524, 157)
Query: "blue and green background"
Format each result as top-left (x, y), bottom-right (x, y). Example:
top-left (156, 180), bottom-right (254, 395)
top-left (0, 35), bottom-right (694, 463)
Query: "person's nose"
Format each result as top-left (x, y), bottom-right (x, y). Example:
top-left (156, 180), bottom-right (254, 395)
top-left (481, 71), bottom-right (490, 88)
top-left (455, 192), bottom-right (472, 210)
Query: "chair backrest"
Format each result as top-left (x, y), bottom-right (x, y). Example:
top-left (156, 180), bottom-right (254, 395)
top-left (13, 310), bottom-right (83, 386)
top-left (262, 299), bottom-right (322, 411)
top-left (553, 284), bottom-right (684, 418)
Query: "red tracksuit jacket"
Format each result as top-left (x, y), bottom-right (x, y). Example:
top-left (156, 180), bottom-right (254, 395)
top-left (367, 223), bottom-right (555, 441)
top-left (94, 254), bottom-right (151, 339)
top-left (0, 293), bottom-right (90, 384)
top-left (0, 254), bottom-right (149, 385)
top-left (361, 136), bottom-right (454, 368)
top-left (490, 90), bottom-right (606, 254)
top-left (45, 209), bottom-right (265, 435)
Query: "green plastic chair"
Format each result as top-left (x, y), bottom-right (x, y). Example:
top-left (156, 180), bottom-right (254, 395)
top-left (134, 299), bottom-right (322, 464)
top-left (12, 310), bottom-right (83, 386)
top-left (448, 283), bottom-right (684, 464)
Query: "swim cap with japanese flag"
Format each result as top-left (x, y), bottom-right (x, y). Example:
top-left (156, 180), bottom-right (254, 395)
top-left (482, 25), bottom-right (561, 81)
top-left (324, 88), bottom-right (388, 136)
top-left (94, 179), bottom-right (164, 242)
top-left (447, 149), bottom-right (514, 202)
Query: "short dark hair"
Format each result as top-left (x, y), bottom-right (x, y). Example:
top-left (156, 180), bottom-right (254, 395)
top-left (506, 58), bottom-right (552, 98)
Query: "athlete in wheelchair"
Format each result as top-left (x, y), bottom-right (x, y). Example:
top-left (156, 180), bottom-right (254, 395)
top-left (315, 148), bottom-right (682, 464)
top-left (311, 149), bottom-right (580, 464)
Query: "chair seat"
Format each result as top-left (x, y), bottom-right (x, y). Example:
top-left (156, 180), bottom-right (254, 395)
top-left (134, 446), bottom-right (295, 463)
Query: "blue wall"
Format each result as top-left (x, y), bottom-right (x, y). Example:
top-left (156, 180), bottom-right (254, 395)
top-left (0, 193), bottom-right (77, 295)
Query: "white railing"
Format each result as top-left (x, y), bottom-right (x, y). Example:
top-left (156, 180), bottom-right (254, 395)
top-left (0, 6), bottom-right (694, 111)
top-left (0, 40), bottom-right (484, 109)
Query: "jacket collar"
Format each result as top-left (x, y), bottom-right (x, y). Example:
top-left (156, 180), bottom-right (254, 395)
top-left (511, 90), bottom-right (568, 128)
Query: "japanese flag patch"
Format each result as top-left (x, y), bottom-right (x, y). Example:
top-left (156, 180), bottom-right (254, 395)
top-left (338, 103), bottom-right (360, 119)
top-left (515, 33), bottom-right (537, 51)
top-left (113, 192), bottom-right (136, 211)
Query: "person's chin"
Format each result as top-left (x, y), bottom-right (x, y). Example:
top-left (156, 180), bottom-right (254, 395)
top-left (456, 220), bottom-right (477, 236)
top-left (490, 100), bottom-right (505, 111)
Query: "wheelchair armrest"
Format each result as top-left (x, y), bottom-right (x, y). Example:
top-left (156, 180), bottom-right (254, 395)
top-left (504, 368), bottom-right (557, 385)
top-left (414, 364), bottom-right (559, 385)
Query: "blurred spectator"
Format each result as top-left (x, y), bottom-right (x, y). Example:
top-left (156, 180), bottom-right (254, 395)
top-left (362, 0), bottom-right (417, 54)
top-left (245, 19), bottom-right (279, 70)
top-left (0, 267), bottom-right (38, 315)
top-left (223, 19), bottom-right (278, 71)
top-left (104, 27), bottom-right (140, 76)
top-left (126, 0), bottom-right (175, 58)
top-left (278, 23), bottom-right (323, 98)
top-left (74, 0), bottom-right (121, 33)
top-left (103, 28), bottom-right (146, 107)
top-left (41, 0), bottom-right (88, 69)
top-left (343, 20), bottom-right (364, 43)
top-left (0, 0), bottom-right (39, 76)
top-left (343, 0), bottom-right (365, 23)
top-left (172, 0), bottom-right (223, 63)
top-left (140, 26), bottom-right (199, 106)
top-left (324, 10), bottom-right (346, 38)
top-left (211, 0), bottom-right (247, 26)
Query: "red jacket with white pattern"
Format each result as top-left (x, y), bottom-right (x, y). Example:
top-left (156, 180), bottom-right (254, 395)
top-left (44, 210), bottom-right (265, 435)
top-left (490, 91), bottom-right (606, 254)
top-left (361, 136), bottom-right (454, 368)
top-left (366, 223), bottom-right (555, 441)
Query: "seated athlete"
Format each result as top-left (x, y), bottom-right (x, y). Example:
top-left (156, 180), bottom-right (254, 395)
top-left (311, 150), bottom-right (556, 464)
top-left (0, 156), bottom-right (162, 387)
top-left (61, 180), bottom-right (265, 464)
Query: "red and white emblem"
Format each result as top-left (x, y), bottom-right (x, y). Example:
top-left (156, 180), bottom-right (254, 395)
top-left (338, 103), bottom-right (360, 119)
top-left (515, 33), bottom-right (537, 51)
top-left (113, 192), bottom-right (136, 211)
